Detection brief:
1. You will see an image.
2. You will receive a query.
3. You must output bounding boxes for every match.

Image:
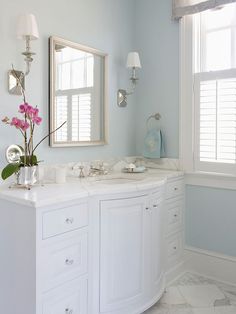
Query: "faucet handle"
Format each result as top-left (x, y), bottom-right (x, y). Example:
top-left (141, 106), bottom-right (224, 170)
top-left (79, 165), bottom-right (85, 178)
top-left (99, 161), bottom-right (104, 170)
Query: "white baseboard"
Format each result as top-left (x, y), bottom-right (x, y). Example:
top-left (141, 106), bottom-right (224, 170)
top-left (184, 246), bottom-right (236, 286)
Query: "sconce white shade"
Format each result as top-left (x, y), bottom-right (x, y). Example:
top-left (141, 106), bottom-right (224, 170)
top-left (17, 14), bottom-right (39, 40)
top-left (126, 52), bottom-right (141, 68)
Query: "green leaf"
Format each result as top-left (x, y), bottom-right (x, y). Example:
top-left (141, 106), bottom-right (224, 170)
top-left (1, 163), bottom-right (20, 180)
top-left (20, 155), bottom-right (38, 166)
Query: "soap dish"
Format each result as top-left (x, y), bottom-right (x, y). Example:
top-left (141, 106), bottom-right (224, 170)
top-left (122, 166), bottom-right (147, 173)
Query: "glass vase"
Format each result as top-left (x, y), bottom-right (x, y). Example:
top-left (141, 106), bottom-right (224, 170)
top-left (16, 166), bottom-right (38, 186)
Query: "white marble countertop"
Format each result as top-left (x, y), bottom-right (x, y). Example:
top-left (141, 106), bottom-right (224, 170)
top-left (0, 168), bottom-right (184, 208)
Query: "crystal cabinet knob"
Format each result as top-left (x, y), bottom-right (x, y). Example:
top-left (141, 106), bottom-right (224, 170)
top-left (65, 259), bottom-right (74, 266)
top-left (65, 217), bottom-right (74, 224)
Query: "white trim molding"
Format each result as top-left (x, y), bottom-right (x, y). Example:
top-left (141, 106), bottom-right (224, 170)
top-left (185, 172), bottom-right (236, 190)
top-left (179, 15), bottom-right (195, 173)
top-left (184, 246), bottom-right (236, 286)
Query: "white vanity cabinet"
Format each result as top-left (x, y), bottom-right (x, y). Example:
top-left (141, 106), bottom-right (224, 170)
top-left (99, 186), bottom-right (165, 314)
top-left (0, 197), bottom-right (89, 314)
top-left (164, 176), bottom-right (184, 278)
top-left (0, 170), bottom-right (184, 314)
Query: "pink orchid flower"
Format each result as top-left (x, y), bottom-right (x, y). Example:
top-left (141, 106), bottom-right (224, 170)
top-left (19, 103), bottom-right (30, 114)
top-left (32, 116), bottom-right (42, 125)
top-left (20, 120), bottom-right (30, 131)
top-left (19, 103), bottom-right (37, 118)
top-left (10, 117), bottom-right (30, 131)
top-left (32, 108), bottom-right (39, 117)
top-left (10, 117), bottom-right (22, 129)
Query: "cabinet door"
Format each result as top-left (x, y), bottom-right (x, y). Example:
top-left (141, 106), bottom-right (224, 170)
top-left (150, 194), bottom-right (165, 294)
top-left (100, 196), bottom-right (148, 313)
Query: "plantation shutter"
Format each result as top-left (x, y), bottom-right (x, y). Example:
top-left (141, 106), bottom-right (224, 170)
top-left (194, 69), bottom-right (236, 174)
top-left (72, 93), bottom-right (92, 141)
top-left (55, 95), bottom-right (68, 142)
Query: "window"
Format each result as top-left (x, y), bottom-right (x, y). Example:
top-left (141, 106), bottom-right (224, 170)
top-left (188, 3), bottom-right (236, 176)
top-left (199, 4), bottom-right (236, 72)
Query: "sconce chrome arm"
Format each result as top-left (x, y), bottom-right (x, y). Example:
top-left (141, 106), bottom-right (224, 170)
top-left (22, 36), bottom-right (36, 76)
top-left (117, 77), bottom-right (138, 107)
top-left (8, 36), bottom-right (36, 95)
top-left (117, 51), bottom-right (141, 108)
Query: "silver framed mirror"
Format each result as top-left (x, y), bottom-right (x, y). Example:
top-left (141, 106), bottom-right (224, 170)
top-left (49, 36), bottom-right (108, 147)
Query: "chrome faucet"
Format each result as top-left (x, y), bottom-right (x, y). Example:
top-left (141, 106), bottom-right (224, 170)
top-left (89, 162), bottom-right (108, 176)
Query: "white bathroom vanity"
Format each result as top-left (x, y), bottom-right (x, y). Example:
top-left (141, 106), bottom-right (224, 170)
top-left (0, 169), bottom-right (184, 314)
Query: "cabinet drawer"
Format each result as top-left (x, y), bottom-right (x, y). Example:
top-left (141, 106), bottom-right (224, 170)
top-left (41, 233), bottom-right (88, 291)
top-left (166, 199), bottom-right (183, 235)
top-left (42, 202), bottom-right (88, 239)
top-left (42, 277), bottom-right (88, 314)
top-left (167, 232), bottom-right (183, 267)
top-left (166, 180), bottom-right (183, 199)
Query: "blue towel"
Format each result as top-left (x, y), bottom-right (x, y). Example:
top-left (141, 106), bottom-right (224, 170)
top-left (143, 129), bottom-right (165, 159)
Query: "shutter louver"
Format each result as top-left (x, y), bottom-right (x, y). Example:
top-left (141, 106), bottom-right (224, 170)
top-left (72, 93), bottom-right (92, 141)
top-left (55, 95), bottom-right (68, 142)
top-left (195, 70), bottom-right (236, 174)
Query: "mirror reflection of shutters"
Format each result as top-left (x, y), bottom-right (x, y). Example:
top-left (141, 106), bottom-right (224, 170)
top-left (72, 93), bottom-right (92, 141)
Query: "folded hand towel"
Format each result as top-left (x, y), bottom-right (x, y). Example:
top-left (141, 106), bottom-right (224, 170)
top-left (143, 129), bottom-right (165, 159)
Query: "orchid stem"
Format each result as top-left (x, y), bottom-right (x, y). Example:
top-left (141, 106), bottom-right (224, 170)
top-left (32, 121), bottom-right (66, 155)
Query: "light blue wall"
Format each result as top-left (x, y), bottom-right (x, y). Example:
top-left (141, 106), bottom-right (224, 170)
top-left (134, 0), bottom-right (179, 158)
top-left (134, 0), bottom-right (236, 258)
top-left (186, 185), bottom-right (236, 257)
top-left (0, 0), bottom-right (136, 168)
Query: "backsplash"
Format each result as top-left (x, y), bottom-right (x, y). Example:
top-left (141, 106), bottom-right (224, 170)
top-left (0, 157), bottom-right (180, 186)
top-left (44, 157), bottom-right (180, 182)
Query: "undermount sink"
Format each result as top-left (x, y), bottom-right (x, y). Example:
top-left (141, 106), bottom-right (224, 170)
top-left (91, 176), bottom-right (145, 185)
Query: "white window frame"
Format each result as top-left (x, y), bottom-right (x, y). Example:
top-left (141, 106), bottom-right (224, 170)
top-left (180, 15), bottom-right (236, 189)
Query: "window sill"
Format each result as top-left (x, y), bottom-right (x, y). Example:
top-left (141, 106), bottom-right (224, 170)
top-left (185, 171), bottom-right (236, 190)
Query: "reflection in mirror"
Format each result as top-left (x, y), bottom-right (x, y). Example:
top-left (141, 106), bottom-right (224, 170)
top-left (49, 37), bottom-right (108, 147)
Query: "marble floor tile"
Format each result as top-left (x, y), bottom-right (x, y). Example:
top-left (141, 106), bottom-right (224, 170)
top-left (173, 273), bottom-right (212, 287)
top-left (143, 273), bottom-right (236, 314)
top-left (192, 306), bottom-right (236, 314)
top-left (192, 308), bottom-right (215, 314)
top-left (159, 286), bottom-right (187, 305)
top-left (214, 298), bottom-right (231, 307)
top-left (168, 305), bottom-right (194, 314)
top-left (178, 285), bottom-right (226, 307)
top-left (215, 306), bottom-right (236, 314)
top-left (144, 303), bottom-right (169, 314)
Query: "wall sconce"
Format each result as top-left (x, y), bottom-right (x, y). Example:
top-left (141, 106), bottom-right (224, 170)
top-left (8, 14), bottom-right (39, 95)
top-left (117, 52), bottom-right (141, 107)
